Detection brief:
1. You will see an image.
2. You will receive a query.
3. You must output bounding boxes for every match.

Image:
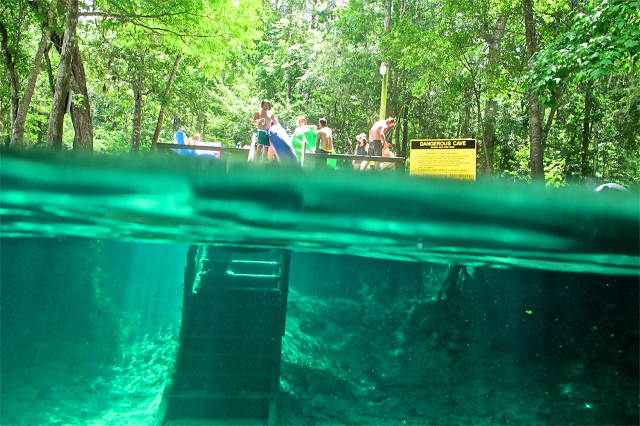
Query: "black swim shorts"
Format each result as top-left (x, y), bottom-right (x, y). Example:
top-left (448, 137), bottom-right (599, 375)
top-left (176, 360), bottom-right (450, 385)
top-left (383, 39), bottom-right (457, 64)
top-left (369, 140), bottom-right (382, 156)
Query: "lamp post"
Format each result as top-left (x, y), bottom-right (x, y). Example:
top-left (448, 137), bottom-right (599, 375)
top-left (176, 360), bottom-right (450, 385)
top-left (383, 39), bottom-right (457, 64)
top-left (379, 61), bottom-right (388, 121)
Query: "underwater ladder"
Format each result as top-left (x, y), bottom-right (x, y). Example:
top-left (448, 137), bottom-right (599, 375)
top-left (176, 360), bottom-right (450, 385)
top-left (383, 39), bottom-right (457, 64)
top-left (161, 246), bottom-right (290, 425)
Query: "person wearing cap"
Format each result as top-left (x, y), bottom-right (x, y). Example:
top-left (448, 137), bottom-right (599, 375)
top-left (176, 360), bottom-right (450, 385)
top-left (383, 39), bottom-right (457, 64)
top-left (352, 133), bottom-right (369, 170)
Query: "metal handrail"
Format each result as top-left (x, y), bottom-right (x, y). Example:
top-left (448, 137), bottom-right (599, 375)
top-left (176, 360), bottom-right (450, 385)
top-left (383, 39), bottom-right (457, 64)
top-left (304, 152), bottom-right (405, 163)
top-left (156, 142), bottom-right (405, 168)
top-left (156, 143), bottom-right (247, 154)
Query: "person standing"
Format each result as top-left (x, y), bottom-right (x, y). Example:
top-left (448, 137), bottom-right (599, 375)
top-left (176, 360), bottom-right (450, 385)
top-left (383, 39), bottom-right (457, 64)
top-left (293, 117), bottom-right (317, 152)
top-left (251, 99), bottom-right (279, 160)
top-left (368, 117), bottom-right (395, 168)
top-left (316, 118), bottom-right (333, 154)
top-left (292, 117), bottom-right (318, 164)
top-left (295, 117), bottom-right (316, 133)
top-left (352, 133), bottom-right (369, 170)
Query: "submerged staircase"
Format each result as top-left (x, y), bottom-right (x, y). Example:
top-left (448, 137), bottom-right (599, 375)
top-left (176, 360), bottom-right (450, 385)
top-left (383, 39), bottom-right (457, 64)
top-left (163, 246), bottom-right (290, 425)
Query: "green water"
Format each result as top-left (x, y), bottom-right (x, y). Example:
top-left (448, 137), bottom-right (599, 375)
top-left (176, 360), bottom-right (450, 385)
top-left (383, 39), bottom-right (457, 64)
top-left (2, 151), bottom-right (638, 274)
top-left (0, 151), bottom-right (638, 425)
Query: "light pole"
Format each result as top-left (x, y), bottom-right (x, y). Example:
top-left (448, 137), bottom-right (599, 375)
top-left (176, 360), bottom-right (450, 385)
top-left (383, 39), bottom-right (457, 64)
top-left (379, 62), bottom-right (388, 121)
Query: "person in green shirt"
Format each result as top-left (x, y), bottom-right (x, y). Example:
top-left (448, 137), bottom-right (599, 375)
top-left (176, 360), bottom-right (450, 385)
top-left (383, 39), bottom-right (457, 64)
top-left (292, 117), bottom-right (318, 160)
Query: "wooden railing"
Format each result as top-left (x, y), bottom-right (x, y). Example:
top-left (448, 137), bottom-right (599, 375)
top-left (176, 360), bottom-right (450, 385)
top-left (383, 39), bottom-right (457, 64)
top-left (156, 143), bottom-right (406, 170)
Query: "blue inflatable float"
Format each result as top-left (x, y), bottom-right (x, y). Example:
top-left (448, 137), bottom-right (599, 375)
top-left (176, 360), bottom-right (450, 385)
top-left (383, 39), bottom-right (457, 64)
top-left (172, 130), bottom-right (220, 158)
top-left (268, 124), bottom-right (298, 163)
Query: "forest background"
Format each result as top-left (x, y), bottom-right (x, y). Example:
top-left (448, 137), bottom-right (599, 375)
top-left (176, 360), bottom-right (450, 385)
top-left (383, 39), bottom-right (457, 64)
top-left (1, 0), bottom-right (638, 185)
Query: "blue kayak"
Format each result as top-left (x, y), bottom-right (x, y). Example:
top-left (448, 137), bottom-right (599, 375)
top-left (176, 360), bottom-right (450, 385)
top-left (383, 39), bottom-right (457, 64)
top-left (172, 130), bottom-right (220, 158)
top-left (268, 125), bottom-right (298, 163)
top-left (172, 130), bottom-right (191, 155)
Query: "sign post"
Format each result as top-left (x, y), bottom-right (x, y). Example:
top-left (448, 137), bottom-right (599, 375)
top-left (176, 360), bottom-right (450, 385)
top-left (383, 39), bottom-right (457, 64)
top-left (409, 139), bottom-right (477, 180)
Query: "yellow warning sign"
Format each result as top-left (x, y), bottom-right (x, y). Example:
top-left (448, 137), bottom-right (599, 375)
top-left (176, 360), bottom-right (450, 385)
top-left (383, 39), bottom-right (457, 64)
top-left (409, 139), bottom-right (477, 180)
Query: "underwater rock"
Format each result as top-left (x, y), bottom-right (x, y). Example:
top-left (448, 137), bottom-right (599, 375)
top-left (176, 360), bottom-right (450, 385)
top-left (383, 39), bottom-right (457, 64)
top-left (278, 263), bottom-right (638, 425)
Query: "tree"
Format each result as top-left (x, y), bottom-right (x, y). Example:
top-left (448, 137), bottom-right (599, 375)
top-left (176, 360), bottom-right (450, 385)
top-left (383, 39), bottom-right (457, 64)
top-left (0, 0), bottom-right (637, 184)
top-left (150, 54), bottom-right (183, 149)
top-left (528, 0), bottom-right (639, 182)
top-left (83, 0), bottom-right (261, 150)
top-left (0, 0), bottom-right (55, 146)
top-left (522, 0), bottom-right (544, 179)
top-left (47, 0), bottom-right (79, 149)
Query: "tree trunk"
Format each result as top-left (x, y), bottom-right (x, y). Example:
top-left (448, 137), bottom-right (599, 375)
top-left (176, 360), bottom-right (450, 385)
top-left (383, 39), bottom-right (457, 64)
top-left (50, 35), bottom-right (93, 150)
top-left (481, 17), bottom-right (507, 174)
top-left (541, 86), bottom-right (562, 147)
top-left (131, 77), bottom-right (143, 152)
top-left (384, 0), bottom-right (392, 34)
top-left (47, 0), bottom-right (79, 149)
top-left (522, 0), bottom-right (544, 179)
top-left (526, 100), bottom-right (545, 178)
top-left (460, 91), bottom-right (471, 138)
top-left (44, 44), bottom-right (56, 94)
top-left (482, 99), bottom-right (497, 172)
top-left (310, 0), bottom-right (317, 29)
top-left (592, 121), bottom-right (598, 175)
top-left (601, 140), bottom-right (607, 179)
top-left (69, 45), bottom-right (93, 151)
top-left (0, 22), bottom-right (19, 145)
top-left (581, 84), bottom-right (592, 177)
top-left (9, 1), bottom-right (55, 145)
top-left (401, 106), bottom-right (408, 158)
top-left (37, 113), bottom-right (48, 145)
top-left (151, 54), bottom-right (183, 148)
top-left (472, 81), bottom-right (489, 166)
top-left (394, 110), bottom-right (400, 150)
top-left (11, 29), bottom-right (49, 144)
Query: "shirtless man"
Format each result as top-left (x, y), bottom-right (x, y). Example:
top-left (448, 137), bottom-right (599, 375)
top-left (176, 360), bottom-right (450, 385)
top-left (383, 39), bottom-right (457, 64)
top-left (251, 99), bottom-right (279, 160)
top-left (316, 118), bottom-right (333, 154)
top-left (368, 117), bottom-right (395, 168)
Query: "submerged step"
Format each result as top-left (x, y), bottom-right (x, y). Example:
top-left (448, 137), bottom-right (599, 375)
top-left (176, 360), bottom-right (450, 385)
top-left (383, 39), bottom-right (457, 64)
top-left (199, 271), bottom-right (281, 290)
top-left (163, 246), bottom-right (290, 425)
top-left (164, 396), bottom-right (270, 420)
top-left (176, 353), bottom-right (281, 375)
top-left (168, 391), bottom-right (273, 400)
top-left (192, 288), bottom-right (282, 305)
top-left (165, 420), bottom-right (265, 426)
top-left (187, 310), bottom-right (281, 335)
top-left (171, 375), bottom-right (274, 394)
top-left (229, 259), bottom-right (281, 275)
top-left (180, 336), bottom-right (281, 355)
top-left (175, 370), bottom-right (277, 379)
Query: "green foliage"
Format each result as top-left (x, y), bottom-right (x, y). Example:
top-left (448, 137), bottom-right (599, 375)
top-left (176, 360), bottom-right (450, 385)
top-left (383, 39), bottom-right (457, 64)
top-left (529, 0), bottom-right (640, 99)
top-left (1, 0), bottom-right (637, 183)
top-left (205, 73), bottom-right (259, 145)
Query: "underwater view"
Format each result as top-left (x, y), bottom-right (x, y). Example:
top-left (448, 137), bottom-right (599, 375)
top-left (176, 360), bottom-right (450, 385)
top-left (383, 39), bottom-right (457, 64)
top-left (1, 151), bottom-right (638, 425)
